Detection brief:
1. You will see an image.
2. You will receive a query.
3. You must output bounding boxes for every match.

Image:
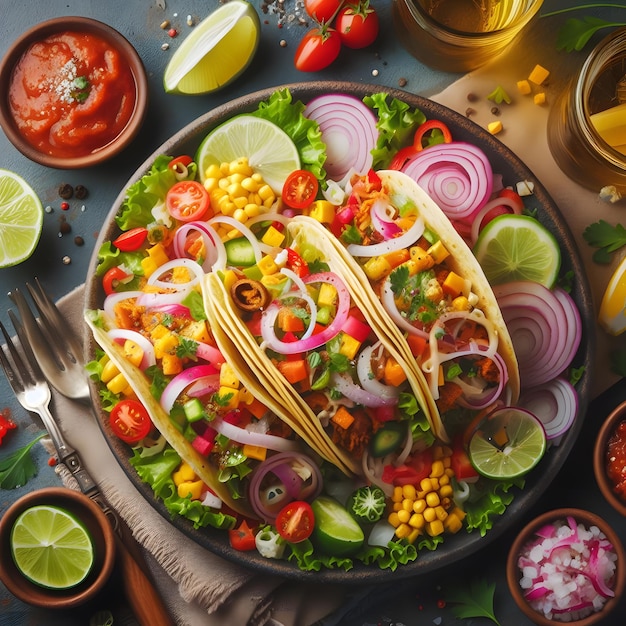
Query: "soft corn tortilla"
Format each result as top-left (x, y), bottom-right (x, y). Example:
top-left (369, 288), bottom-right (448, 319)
top-left (290, 169), bottom-right (520, 407)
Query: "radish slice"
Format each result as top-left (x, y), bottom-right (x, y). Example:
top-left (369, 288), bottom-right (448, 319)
top-left (304, 94), bottom-right (378, 183)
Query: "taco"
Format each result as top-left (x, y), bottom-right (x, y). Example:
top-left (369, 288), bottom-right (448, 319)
top-left (203, 220), bottom-right (440, 477)
top-left (297, 169), bottom-right (520, 435)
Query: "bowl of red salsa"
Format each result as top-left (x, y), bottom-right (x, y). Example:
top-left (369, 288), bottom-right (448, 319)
top-left (0, 16), bottom-right (148, 169)
top-left (594, 400), bottom-right (626, 517)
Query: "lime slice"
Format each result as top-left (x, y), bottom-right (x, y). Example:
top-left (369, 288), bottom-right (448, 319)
top-left (196, 115), bottom-right (300, 193)
top-left (473, 214), bottom-right (561, 287)
top-left (467, 407), bottom-right (547, 480)
top-left (163, 0), bottom-right (260, 95)
top-left (311, 496), bottom-right (364, 557)
top-left (598, 254), bottom-right (626, 335)
top-left (10, 504), bottom-right (95, 589)
top-left (0, 169), bottom-right (43, 268)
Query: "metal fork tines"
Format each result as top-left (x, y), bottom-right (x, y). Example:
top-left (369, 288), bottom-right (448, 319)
top-left (0, 316), bottom-right (97, 495)
top-left (9, 278), bottom-right (90, 402)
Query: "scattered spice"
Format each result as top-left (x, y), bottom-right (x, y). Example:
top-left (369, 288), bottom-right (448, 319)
top-left (398, 77), bottom-right (407, 88)
top-left (465, 107), bottom-right (476, 117)
top-left (168, 28), bottom-right (178, 38)
top-left (0, 411), bottom-right (17, 446)
top-left (280, 39), bottom-right (287, 47)
top-left (59, 219), bottom-right (71, 235)
top-left (58, 183), bottom-right (73, 199)
top-left (48, 456), bottom-right (57, 467)
top-left (60, 201), bottom-right (70, 211)
top-left (62, 255), bottom-right (72, 265)
top-left (74, 235), bottom-right (85, 246)
top-left (372, 69), bottom-right (379, 77)
top-left (160, 20), bottom-right (170, 29)
top-left (467, 92), bottom-right (478, 102)
top-left (161, 43), bottom-right (170, 51)
top-left (45, 205), bottom-right (53, 214)
top-left (74, 184), bottom-right (88, 199)
top-left (490, 106), bottom-right (500, 115)
top-left (186, 15), bottom-right (195, 27)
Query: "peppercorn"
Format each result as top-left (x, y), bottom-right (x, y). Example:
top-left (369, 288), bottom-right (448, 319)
top-left (74, 184), bottom-right (88, 199)
top-left (74, 236), bottom-right (85, 246)
top-left (60, 201), bottom-right (70, 211)
top-left (58, 183), bottom-right (73, 199)
top-left (59, 218), bottom-right (71, 235)
top-left (491, 106), bottom-right (500, 115)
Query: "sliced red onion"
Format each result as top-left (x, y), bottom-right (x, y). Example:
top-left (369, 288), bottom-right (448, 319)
top-left (347, 213), bottom-right (425, 257)
top-left (145, 303), bottom-right (191, 318)
top-left (494, 282), bottom-right (582, 389)
top-left (106, 328), bottom-right (156, 370)
top-left (249, 451), bottom-right (323, 522)
top-left (147, 257), bottom-right (204, 290)
top-left (195, 342), bottom-right (226, 367)
top-left (260, 272), bottom-right (350, 355)
top-left (518, 378), bottom-right (578, 445)
top-left (470, 194), bottom-right (524, 245)
top-left (173, 221), bottom-right (226, 272)
top-left (402, 142), bottom-right (493, 222)
top-left (303, 93), bottom-right (378, 183)
top-left (160, 364), bottom-right (219, 414)
top-left (103, 290), bottom-right (143, 322)
top-left (370, 197), bottom-right (402, 238)
top-left (213, 417), bottom-right (300, 452)
top-left (186, 374), bottom-right (220, 397)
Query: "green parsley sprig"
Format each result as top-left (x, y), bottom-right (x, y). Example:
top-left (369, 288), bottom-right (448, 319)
top-left (445, 578), bottom-right (502, 626)
top-left (582, 219), bottom-right (626, 263)
top-left (0, 433), bottom-right (46, 489)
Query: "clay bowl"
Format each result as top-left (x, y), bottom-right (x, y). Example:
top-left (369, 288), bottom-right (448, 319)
top-left (0, 487), bottom-right (116, 609)
top-left (506, 507), bottom-right (625, 625)
top-left (594, 400), bottom-right (626, 516)
top-left (0, 16), bottom-right (148, 168)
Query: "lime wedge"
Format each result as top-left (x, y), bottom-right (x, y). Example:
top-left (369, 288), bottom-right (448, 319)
top-left (163, 0), bottom-right (260, 95)
top-left (311, 496), bottom-right (364, 557)
top-left (467, 407), bottom-right (547, 480)
top-left (473, 214), bottom-right (561, 287)
top-left (10, 505), bottom-right (95, 589)
top-left (0, 169), bottom-right (43, 268)
top-left (196, 115), bottom-right (300, 193)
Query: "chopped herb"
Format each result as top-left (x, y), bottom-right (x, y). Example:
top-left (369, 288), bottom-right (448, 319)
top-left (445, 578), bottom-right (502, 626)
top-left (176, 337), bottom-right (199, 359)
top-left (0, 433), bottom-right (46, 489)
top-left (582, 220), bottom-right (626, 263)
top-left (487, 85), bottom-right (512, 104)
top-left (71, 76), bottom-right (91, 102)
top-left (340, 224), bottom-right (363, 245)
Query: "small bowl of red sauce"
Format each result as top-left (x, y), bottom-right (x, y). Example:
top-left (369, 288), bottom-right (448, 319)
top-left (506, 508), bottom-right (625, 625)
top-left (0, 17), bottom-right (148, 169)
top-left (594, 400), bottom-right (626, 517)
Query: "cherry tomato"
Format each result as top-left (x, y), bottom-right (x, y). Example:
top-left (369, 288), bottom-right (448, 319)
top-left (303, 0), bottom-right (342, 22)
top-left (166, 180), bottom-right (211, 222)
top-left (168, 155), bottom-right (194, 177)
top-left (102, 266), bottom-right (131, 296)
top-left (113, 227), bottom-right (148, 252)
top-left (228, 519), bottom-right (257, 551)
top-left (109, 399), bottom-right (152, 444)
top-left (282, 169), bottom-right (319, 209)
top-left (275, 501), bottom-right (315, 543)
top-left (450, 437), bottom-right (480, 481)
top-left (294, 27), bottom-right (341, 73)
top-left (336, 2), bottom-right (379, 49)
top-left (286, 248), bottom-right (310, 278)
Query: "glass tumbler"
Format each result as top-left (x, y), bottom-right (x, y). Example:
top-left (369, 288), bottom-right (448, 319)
top-left (392, 0), bottom-right (544, 73)
top-left (547, 28), bottom-right (626, 196)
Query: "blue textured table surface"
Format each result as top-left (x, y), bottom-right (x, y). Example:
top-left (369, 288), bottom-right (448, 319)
top-left (1, 1), bottom-right (625, 625)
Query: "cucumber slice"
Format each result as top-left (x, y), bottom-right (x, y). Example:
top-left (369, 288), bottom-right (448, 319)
top-left (225, 237), bottom-right (256, 267)
top-left (370, 422), bottom-right (405, 458)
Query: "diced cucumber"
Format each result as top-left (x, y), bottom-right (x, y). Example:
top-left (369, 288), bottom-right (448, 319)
top-left (183, 397), bottom-right (206, 422)
top-left (370, 422), bottom-right (405, 458)
top-left (225, 237), bottom-right (256, 267)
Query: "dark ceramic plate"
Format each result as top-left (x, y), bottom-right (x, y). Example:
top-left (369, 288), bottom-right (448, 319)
top-left (84, 81), bottom-right (595, 583)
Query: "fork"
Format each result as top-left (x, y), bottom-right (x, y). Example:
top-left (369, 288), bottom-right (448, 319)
top-left (3, 282), bottom-right (174, 626)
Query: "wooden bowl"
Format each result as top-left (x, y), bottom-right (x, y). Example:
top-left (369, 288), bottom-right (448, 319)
top-left (0, 487), bottom-right (116, 609)
top-left (506, 508), bottom-right (625, 625)
top-left (594, 400), bottom-right (626, 516)
top-left (0, 16), bottom-right (148, 169)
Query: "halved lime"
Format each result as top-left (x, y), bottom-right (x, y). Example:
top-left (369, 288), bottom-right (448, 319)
top-left (0, 169), bottom-right (43, 268)
top-left (163, 0), bottom-right (260, 95)
top-left (311, 496), bottom-right (364, 557)
top-left (467, 407), bottom-right (547, 480)
top-left (196, 115), bottom-right (300, 193)
top-left (10, 505), bottom-right (95, 589)
top-left (473, 214), bottom-right (561, 287)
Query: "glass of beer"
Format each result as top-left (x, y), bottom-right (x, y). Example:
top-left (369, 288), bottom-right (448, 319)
top-left (392, 0), bottom-right (544, 73)
top-left (547, 28), bottom-right (626, 197)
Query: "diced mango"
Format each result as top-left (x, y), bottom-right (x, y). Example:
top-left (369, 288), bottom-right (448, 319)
top-left (533, 92), bottom-right (547, 106)
top-left (243, 444), bottom-right (267, 461)
top-left (308, 200), bottom-right (336, 224)
top-left (161, 353), bottom-right (183, 376)
top-left (516, 79), bottom-right (531, 95)
top-left (219, 362), bottom-right (240, 389)
top-left (261, 225), bottom-right (285, 247)
top-left (178, 480), bottom-right (204, 500)
top-left (339, 334), bottom-right (361, 360)
top-left (257, 255), bottom-right (279, 276)
top-left (317, 282), bottom-right (337, 308)
top-left (528, 64), bottom-right (550, 85)
top-left (363, 255), bottom-right (392, 281)
top-left (426, 240), bottom-right (449, 263)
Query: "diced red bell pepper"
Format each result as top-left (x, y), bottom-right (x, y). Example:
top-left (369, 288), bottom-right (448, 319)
top-left (228, 519), bottom-right (257, 551)
top-left (286, 248), bottom-right (310, 278)
top-left (450, 436), bottom-right (479, 481)
top-left (0, 413), bottom-right (17, 445)
top-left (342, 315), bottom-right (371, 342)
top-left (366, 169), bottom-right (382, 190)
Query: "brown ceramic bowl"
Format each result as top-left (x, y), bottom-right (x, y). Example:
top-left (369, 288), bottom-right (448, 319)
top-left (0, 16), bottom-right (148, 169)
top-left (594, 400), bottom-right (626, 516)
top-left (506, 508), bottom-right (625, 625)
top-left (0, 487), bottom-right (116, 609)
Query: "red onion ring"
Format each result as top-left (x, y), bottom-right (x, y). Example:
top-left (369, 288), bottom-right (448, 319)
top-left (518, 377), bottom-right (578, 445)
top-left (370, 197), bottom-right (402, 239)
top-left (401, 142), bottom-right (493, 222)
top-left (160, 364), bottom-right (219, 414)
top-left (494, 282), bottom-right (581, 389)
top-left (304, 94), bottom-right (378, 183)
top-left (173, 221), bottom-right (225, 272)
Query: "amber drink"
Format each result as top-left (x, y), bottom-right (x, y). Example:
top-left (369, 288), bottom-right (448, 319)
top-left (392, 0), bottom-right (543, 72)
top-left (547, 28), bottom-right (626, 196)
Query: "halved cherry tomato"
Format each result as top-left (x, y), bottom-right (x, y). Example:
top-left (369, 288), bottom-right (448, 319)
top-left (336, 2), bottom-right (380, 49)
top-left (286, 248), bottom-right (310, 278)
top-left (109, 399), bottom-right (152, 444)
top-left (228, 519), bottom-right (257, 551)
top-left (294, 26), bottom-right (341, 73)
top-left (113, 227), bottom-right (148, 252)
top-left (275, 501), bottom-right (315, 543)
top-left (282, 169), bottom-right (319, 209)
top-left (166, 180), bottom-right (211, 222)
top-left (102, 266), bottom-right (132, 296)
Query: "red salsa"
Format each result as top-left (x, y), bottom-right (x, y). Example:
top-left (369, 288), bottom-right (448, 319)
top-left (606, 419), bottom-right (626, 501)
top-left (8, 31), bottom-right (137, 159)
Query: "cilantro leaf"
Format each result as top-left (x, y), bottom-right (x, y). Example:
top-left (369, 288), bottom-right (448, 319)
top-left (582, 220), bottom-right (626, 263)
top-left (0, 433), bottom-right (46, 489)
top-left (445, 578), bottom-right (502, 626)
top-left (557, 17), bottom-right (621, 51)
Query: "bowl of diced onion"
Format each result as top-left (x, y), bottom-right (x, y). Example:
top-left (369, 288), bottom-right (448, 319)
top-left (594, 400), bottom-right (626, 517)
top-left (506, 508), bottom-right (625, 625)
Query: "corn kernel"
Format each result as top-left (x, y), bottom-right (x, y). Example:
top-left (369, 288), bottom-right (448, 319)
top-left (101, 359), bottom-right (120, 383)
top-left (409, 513), bottom-right (425, 529)
top-left (173, 462), bottom-right (196, 485)
top-left (420, 477), bottom-right (434, 492)
top-left (440, 484), bottom-right (454, 498)
top-left (430, 460), bottom-right (445, 478)
top-left (425, 492), bottom-right (440, 508)
top-left (392, 486), bottom-right (404, 502)
top-left (423, 507), bottom-right (437, 523)
top-left (426, 519), bottom-right (445, 536)
top-left (435, 505), bottom-right (448, 521)
top-left (533, 92), bottom-right (547, 106)
top-left (402, 484), bottom-right (417, 500)
top-left (107, 372), bottom-right (130, 395)
top-left (488, 120), bottom-right (503, 135)
top-left (413, 499), bottom-right (427, 514)
top-left (397, 509), bottom-right (411, 524)
top-left (444, 512), bottom-right (463, 533)
top-left (402, 498), bottom-right (413, 512)
top-left (258, 184), bottom-right (275, 202)
top-left (407, 528), bottom-right (421, 544)
top-left (388, 511), bottom-right (401, 527)
top-left (393, 501), bottom-right (402, 512)
top-left (395, 523), bottom-right (412, 539)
